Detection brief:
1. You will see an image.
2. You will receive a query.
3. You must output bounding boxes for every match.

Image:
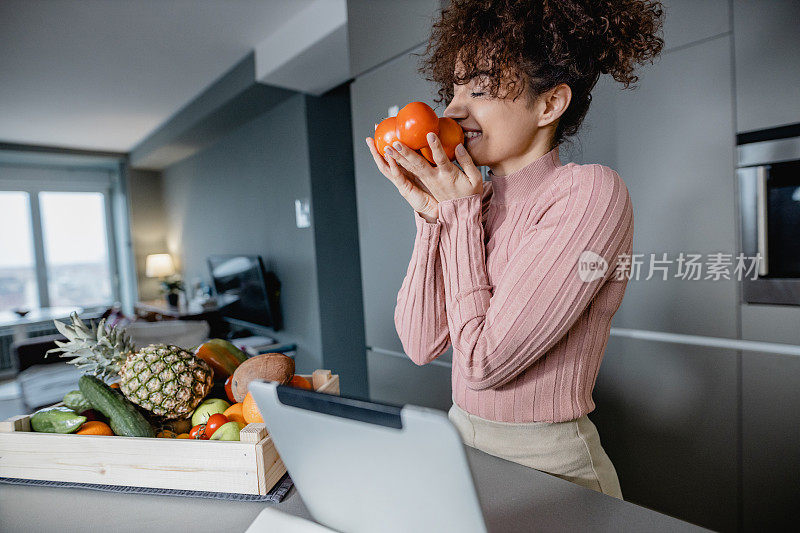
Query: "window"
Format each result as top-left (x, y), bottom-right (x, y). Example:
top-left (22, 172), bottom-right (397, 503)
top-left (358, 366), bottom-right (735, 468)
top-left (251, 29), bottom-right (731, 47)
top-left (0, 192), bottom-right (37, 311)
top-left (0, 166), bottom-right (121, 313)
top-left (40, 192), bottom-right (113, 307)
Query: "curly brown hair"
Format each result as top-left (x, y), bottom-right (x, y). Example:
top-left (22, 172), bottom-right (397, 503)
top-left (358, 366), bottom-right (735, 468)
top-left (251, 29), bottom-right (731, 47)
top-left (419, 0), bottom-right (665, 149)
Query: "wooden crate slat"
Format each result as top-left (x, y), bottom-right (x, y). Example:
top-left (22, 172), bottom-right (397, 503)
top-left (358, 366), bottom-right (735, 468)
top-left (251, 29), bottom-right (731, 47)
top-left (255, 435), bottom-right (285, 495)
top-left (241, 423), bottom-right (268, 443)
top-left (0, 432), bottom-right (260, 494)
top-left (0, 415), bottom-right (30, 433)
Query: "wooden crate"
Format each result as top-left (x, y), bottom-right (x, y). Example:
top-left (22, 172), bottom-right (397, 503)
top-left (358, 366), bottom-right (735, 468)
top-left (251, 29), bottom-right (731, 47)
top-left (0, 370), bottom-right (339, 495)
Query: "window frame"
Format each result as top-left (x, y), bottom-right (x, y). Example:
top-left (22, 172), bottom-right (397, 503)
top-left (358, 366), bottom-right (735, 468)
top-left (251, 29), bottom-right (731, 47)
top-left (0, 165), bottom-right (121, 310)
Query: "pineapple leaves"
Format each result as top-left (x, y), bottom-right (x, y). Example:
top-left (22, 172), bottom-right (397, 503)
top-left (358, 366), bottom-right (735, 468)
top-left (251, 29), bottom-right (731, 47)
top-left (46, 311), bottom-right (135, 381)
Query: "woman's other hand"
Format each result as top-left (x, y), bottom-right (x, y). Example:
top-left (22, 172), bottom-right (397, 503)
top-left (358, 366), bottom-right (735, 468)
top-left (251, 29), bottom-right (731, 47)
top-left (384, 132), bottom-right (483, 204)
top-left (366, 136), bottom-right (440, 222)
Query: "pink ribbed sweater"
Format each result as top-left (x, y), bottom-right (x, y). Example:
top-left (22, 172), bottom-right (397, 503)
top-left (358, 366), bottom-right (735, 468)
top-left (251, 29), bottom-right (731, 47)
top-left (394, 146), bottom-right (634, 423)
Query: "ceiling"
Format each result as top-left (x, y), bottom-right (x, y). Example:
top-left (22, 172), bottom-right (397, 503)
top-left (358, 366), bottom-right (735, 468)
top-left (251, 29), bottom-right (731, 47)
top-left (0, 0), bottom-right (320, 153)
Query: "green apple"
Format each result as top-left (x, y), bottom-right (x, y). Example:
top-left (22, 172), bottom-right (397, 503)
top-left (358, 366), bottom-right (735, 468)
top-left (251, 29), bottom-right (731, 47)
top-left (191, 398), bottom-right (230, 427)
top-left (210, 421), bottom-right (243, 441)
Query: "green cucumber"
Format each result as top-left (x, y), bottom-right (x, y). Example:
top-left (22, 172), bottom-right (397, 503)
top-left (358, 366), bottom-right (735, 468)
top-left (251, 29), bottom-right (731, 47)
top-left (79, 375), bottom-right (155, 438)
top-left (31, 406), bottom-right (86, 434)
top-left (63, 390), bottom-right (92, 413)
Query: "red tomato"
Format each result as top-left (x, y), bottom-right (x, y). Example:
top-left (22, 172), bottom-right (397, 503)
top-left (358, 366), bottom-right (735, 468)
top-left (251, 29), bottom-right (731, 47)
top-left (224, 375), bottom-right (235, 404)
top-left (396, 102), bottom-right (439, 150)
top-left (190, 424), bottom-right (209, 440)
top-left (205, 413), bottom-right (229, 437)
top-left (374, 117), bottom-right (400, 162)
top-left (420, 117), bottom-right (464, 164)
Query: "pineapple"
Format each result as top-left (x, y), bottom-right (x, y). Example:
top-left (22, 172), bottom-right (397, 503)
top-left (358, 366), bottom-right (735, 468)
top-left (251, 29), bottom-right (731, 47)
top-left (48, 312), bottom-right (213, 420)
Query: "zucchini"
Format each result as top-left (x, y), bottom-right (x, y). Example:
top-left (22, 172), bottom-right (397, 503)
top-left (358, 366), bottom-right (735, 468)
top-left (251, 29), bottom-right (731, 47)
top-left (79, 375), bottom-right (155, 438)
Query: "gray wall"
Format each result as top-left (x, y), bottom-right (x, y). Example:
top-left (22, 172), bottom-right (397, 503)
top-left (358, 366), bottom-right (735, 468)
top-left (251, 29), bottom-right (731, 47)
top-left (157, 89), bottom-right (367, 397)
top-left (160, 94), bottom-right (317, 376)
top-left (128, 168), bottom-right (167, 300)
top-left (305, 85), bottom-right (368, 399)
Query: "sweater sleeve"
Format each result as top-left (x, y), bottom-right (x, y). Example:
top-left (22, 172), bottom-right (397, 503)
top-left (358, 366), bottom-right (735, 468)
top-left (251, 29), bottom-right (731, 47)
top-left (437, 165), bottom-right (633, 391)
top-left (394, 210), bottom-right (451, 365)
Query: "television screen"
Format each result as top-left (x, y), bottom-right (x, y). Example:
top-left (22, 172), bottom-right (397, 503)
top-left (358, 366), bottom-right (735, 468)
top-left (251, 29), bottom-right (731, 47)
top-left (207, 255), bottom-right (282, 331)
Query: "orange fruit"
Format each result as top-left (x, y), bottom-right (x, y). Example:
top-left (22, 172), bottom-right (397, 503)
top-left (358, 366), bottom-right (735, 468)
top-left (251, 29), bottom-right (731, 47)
top-left (223, 403), bottom-right (247, 427)
top-left (288, 375), bottom-right (313, 390)
top-left (242, 393), bottom-right (263, 424)
top-left (156, 430), bottom-right (178, 438)
top-left (176, 433), bottom-right (191, 439)
top-left (76, 421), bottom-right (114, 436)
top-left (110, 383), bottom-right (120, 389)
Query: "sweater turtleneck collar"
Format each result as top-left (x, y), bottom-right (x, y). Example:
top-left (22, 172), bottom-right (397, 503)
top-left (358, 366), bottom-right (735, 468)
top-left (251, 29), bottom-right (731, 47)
top-left (487, 145), bottom-right (563, 204)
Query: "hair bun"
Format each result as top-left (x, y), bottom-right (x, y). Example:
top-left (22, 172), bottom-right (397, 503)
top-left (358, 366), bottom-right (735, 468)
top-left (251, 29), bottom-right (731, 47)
top-left (542, 0), bottom-right (665, 88)
top-left (421, 0), bottom-right (665, 147)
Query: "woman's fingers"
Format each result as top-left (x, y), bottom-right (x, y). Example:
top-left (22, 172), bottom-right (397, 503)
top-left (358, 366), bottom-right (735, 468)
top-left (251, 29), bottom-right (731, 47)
top-left (388, 141), bottom-right (433, 179)
top-left (425, 132), bottom-right (454, 169)
top-left (454, 143), bottom-right (483, 187)
top-left (365, 137), bottom-right (390, 175)
top-left (385, 152), bottom-right (438, 217)
top-left (366, 137), bottom-right (437, 217)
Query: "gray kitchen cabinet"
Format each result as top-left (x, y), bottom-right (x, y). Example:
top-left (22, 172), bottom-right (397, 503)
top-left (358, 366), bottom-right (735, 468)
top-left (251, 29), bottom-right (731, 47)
top-left (734, 0), bottom-right (800, 132)
top-left (350, 45), bottom-right (441, 354)
top-left (567, 34), bottom-right (738, 339)
top-left (740, 304), bottom-right (800, 530)
top-left (741, 303), bottom-right (800, 344)
top-left (661, 0), bottom-right (730, 52)
top-left (565, 33), bottom-right (740, 531)
top-left (346, 0), bottom-right (441, 78)
top-left (591, 335), bottom-right (739, 533)
top-left (367, 349), bottom-right (452, 410)
top-left (741, 350), bottom-right (800, 531)
top-left (350, 45), bottom-right (454, 404)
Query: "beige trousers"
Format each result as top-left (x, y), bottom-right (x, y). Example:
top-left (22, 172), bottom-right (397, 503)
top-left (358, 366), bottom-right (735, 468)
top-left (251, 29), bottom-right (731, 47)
top-left (448, 401), bottom-right (623, 500)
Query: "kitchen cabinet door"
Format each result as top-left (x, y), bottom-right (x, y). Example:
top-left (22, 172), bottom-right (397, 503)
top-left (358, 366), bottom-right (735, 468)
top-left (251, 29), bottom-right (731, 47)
top-left (566, 34), bottom-right (738, 339)
top-left (741, 303), bottom-right (800, 344)
top-left (367, 349), bottom-right (452, 410)
top-left (661, 0), bottom-right (730, 51)
top-left (591, 335), bottom-right (739, 533)
top-left (350, 46), bottom-right (442, 353)
top-left (741, 350), bottom-right (800, 531)
top-left (347, 0), bottom-right (441, 78)
top-left (734, 0), bottom-right (800, 132)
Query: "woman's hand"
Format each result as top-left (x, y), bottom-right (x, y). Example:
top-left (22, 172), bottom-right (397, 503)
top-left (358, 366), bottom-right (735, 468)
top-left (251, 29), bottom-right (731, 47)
top-left (384, 132), bottom-right (483, 204)
top-left (365, 137), bottom-right (440, 221)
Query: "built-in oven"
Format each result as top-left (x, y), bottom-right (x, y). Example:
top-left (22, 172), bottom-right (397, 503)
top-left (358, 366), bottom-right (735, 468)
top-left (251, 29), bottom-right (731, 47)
top-left (737, 125), bottom-right (800, 305)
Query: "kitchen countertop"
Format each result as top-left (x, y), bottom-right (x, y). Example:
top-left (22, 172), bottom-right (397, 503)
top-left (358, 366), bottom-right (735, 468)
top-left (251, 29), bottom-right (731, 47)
top-left (0, 445), bottom-right (708, 532)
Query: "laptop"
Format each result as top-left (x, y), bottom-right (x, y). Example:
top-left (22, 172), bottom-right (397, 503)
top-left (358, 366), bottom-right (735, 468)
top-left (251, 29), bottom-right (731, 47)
top-left (249, 380), bottom-right (488, 533)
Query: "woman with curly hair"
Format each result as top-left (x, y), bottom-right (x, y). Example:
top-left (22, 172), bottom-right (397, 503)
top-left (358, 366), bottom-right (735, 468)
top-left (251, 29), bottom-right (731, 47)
top-left (365, 0), bottom-right (664, 499)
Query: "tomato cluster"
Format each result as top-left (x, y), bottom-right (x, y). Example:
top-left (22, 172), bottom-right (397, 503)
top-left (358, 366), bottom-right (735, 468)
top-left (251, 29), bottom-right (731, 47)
top-left (374, 102), bottom-right (464, 165)
top-left (189, 413), bottom-right (229, 440)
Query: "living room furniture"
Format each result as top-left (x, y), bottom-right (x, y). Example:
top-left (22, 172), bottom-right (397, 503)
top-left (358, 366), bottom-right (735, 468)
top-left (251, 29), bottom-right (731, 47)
top-left (135, 299), bottom-right (228, 338)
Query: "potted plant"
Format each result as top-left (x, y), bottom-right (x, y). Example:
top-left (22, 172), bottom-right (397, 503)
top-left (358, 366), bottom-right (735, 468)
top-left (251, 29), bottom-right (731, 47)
top-left (161, 277), bottom-right (184, 307)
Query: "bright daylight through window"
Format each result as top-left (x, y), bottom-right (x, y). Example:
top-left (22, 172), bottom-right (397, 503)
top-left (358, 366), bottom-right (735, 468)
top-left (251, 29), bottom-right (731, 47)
top-left (0, 190), bottom-right (114, 312)
top-left (0, 191), bottom-right (37, 311)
